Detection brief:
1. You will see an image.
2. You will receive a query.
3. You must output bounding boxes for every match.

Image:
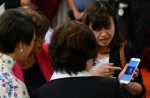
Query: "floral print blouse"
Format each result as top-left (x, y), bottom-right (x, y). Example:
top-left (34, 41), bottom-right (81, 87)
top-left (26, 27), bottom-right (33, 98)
top-left (0, 53), bottom-right (30, 98)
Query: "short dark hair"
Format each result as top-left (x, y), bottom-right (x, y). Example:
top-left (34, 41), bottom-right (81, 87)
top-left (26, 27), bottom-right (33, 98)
top-left (49, 21), bottom-right (98, 75)
top-left (83, 1), bottom-right (124, 48)
top-left (0, 9), bottom-right (35, 53)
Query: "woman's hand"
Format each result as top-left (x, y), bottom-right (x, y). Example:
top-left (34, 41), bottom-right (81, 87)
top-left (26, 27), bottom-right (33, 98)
top-left (90, 63), bottom-right (121, 77)
top-left (73, 11), bottom-right (83, 21)
top-left (118, 64), bottom-right (139, 81)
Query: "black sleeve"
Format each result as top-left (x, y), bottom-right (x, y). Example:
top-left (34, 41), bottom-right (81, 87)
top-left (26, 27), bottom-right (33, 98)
top-left (113, 78), bottom-right (126, 98)
top-left (124, 43), bottom-right (146, 97)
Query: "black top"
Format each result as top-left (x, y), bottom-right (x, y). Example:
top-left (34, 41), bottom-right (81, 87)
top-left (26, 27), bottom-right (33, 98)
top-left (110, 43), bottom-right (146, 97)
top-left (32, 76), bottom-right (125, 98)
top-left (23, 60), bottom-right (47, 96)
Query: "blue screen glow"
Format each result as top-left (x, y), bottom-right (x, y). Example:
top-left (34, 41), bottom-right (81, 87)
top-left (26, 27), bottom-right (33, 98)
top-left (121, 60), bottom-right (139, 81)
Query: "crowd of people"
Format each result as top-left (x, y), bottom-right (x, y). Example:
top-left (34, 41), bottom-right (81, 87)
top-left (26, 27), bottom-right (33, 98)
top-left (0, 0), bottom-right (149, 98)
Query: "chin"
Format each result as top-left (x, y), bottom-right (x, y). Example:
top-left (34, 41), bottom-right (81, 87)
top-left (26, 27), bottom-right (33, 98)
top-left (99, 41), bottom-right (110, 46)
top-left (99, 43), bottom-right (108, 46)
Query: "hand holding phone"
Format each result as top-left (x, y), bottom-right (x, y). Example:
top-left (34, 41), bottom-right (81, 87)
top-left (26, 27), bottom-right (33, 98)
top-left (120, 58), bottom-right (141, 84)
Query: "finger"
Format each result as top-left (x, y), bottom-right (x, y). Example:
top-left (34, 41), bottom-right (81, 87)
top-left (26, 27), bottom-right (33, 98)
top-left (121, 64), bottom-right (129, 73)
top-left (131, 77), bottom-right (134, 81)
top-left (133, 71), bottom-right (138, 78)
top-left (105, 70), bottom-right (114, 75)
top-left (135, 68), bottom-right (139, 74)
top-left (104, 63), bottom-right (114, 66)
top-left (106, 69), bottom-right (114, 73)
top-left (104, 72), bottom-right (114, 77)
top-left (108, 66), bottom-right (122, 71)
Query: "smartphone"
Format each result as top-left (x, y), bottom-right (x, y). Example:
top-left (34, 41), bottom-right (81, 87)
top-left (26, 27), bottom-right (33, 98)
top-left (120, 58), bottom-right (141, 84)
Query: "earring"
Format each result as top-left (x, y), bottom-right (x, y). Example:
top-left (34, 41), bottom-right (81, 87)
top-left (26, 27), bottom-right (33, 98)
top-left (20, 49), bottom-right (23, 52)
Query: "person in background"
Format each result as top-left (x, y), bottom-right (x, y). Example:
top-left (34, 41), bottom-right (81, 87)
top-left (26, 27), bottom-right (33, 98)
top-left (12, 6), bottom-right (53, 96)
top-left (83, 1), bottom-right (146, 97)
top-left (20, 0), bottom-right (60, 23)
top-left (0, 9), bottom-right (35, 98)
top-left (32, 21), bottom-right (125, 98)
top-left (117, 0), bottom-right (150, 59)
top-left (67, 0), bottom-right (92, 21)
top-left (21, 0), bottom-right (53, 43)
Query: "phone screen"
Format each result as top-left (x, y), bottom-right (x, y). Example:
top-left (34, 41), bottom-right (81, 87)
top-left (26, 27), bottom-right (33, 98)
top-left (121, 60), bottom-right (139, 81)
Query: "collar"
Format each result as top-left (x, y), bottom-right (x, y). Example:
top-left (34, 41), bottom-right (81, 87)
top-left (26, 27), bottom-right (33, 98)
top-left (51, 71), bottom-right (91, 80)
top-left (0, 53), bottom-right (16, 71)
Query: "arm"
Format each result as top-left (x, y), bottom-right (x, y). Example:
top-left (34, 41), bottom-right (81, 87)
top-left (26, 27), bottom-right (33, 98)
top-left (123, 82), bottom-right (142, 96)
top-left (114, 79), bottom-right (126, 98)
top-left (90, 63), bottom-right (121, 77)
top-left (67, 0), bottom-right (83, 20)
top-left (20, 0), bottom-right (31, 6)
top-left (120, 43), bottom-right (146, 96)
top-left (124, 68), bottom-right (146, 97)
top-left (118, 63), bottom-right (143, 96)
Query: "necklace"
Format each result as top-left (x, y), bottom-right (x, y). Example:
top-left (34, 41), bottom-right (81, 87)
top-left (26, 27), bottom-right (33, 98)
top-left (21, 54), bottom-right (35, 70)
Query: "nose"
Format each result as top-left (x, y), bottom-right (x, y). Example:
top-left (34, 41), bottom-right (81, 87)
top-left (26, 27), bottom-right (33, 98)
top-left (99, 30), bottom-right (108, 38)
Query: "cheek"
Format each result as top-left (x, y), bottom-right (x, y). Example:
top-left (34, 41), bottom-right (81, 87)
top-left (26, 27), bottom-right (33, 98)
top-left (107, 27), bottom-right (115, 41)
top-left (30, 41), bottom-right (34, 49)
top-left (110, 31), bottom-right (115, 40)
top-left (110, 26), bottom-right (115, 38)
top-left (93, 33), bottom-right (99, 40)
top-left (32, 43), bottom-right (39, 51)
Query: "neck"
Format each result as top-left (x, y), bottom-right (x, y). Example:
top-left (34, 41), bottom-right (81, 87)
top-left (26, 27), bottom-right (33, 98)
top-left (98, 45), bottom-right (110, 54)
top-left (97, 46), bottom-right (110, 59)
top-left (20, 53), bottom-right (35, 70)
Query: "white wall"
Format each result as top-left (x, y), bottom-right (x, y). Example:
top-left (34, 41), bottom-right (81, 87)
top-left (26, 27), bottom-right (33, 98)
top-left (0, 3), bottom-right (4, 15)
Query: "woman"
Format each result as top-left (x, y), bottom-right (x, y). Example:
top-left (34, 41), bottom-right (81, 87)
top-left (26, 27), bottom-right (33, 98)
top-left (32, 21), bottom-right (125, 98)
top-left (83, 1), bottom-right (146, 98)
top-left (12, 6), bottom-right (53, 96)
top-left (0, 9), bottom-right (35, 98)
top-left (67, 0), bottom-right (92, 20)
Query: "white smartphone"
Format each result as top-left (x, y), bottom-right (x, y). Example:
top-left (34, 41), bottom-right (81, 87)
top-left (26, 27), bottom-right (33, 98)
top-left (120, 58), bottom-right (141, 84)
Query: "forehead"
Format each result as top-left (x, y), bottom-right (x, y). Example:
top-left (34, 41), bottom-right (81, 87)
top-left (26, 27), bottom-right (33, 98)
top-left (91, 16), bottom-right (114, 30)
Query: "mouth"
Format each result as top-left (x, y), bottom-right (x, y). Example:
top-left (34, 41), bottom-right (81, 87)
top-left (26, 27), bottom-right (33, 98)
top-left (100, 38), bottom-right (109, 41)
top-left (99, 38), bottom-right (109, 44)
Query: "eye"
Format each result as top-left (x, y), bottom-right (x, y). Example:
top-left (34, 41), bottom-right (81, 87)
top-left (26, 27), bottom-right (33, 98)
top-left (93, 28), bottom-right (101, 32)
top-left (105, 24), bottom-right (112, 29)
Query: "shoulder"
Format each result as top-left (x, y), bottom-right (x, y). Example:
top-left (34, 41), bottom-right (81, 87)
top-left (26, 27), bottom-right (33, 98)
top-left (124, 42), bottom-right (138, 62)
top-left (93, 77), bottom-right (124, 96)
top-left (42, 43), bottom-right (49, 52)
top-left (124, 42), bottom-right (136, 51)
top-left (91, 76), bottom-right (120, 86)
top-left (112, 42), bottom-right (135, 52)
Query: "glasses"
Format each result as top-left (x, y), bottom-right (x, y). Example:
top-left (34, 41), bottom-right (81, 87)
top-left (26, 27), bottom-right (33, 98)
top-left (34, 35), bottom-right (45, 43)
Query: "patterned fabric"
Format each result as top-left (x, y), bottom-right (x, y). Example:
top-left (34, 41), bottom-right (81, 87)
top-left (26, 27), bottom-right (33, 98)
top-left (0, 53), bottom-right (29, 98)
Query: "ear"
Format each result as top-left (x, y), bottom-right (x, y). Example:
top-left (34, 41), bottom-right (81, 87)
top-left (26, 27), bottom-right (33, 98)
top-left (16, 42), bottom-right (24, 52)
